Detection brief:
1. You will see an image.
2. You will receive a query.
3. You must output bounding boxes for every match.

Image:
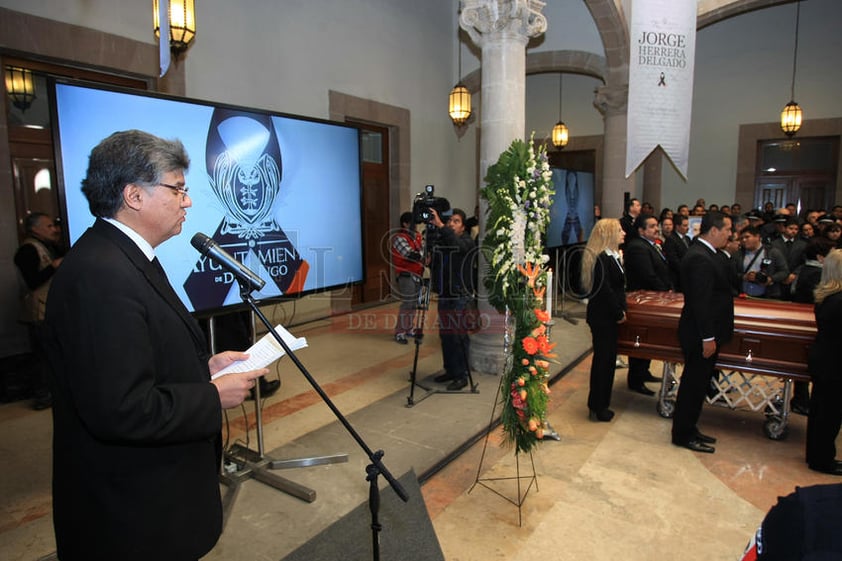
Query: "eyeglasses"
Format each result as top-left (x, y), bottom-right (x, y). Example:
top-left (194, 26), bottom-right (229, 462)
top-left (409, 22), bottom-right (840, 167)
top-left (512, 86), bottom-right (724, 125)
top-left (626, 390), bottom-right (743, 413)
top-left (157, 182), bottom-right (190, 198)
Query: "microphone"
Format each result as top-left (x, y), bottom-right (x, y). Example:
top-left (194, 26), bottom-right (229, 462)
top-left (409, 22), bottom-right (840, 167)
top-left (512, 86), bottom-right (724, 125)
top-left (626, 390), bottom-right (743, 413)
top-left (190, 232), bottom-right (266, 292)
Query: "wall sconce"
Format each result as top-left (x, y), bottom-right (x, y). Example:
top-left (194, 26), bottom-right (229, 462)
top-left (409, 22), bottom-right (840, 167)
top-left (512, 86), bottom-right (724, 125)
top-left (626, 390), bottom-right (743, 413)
top-left (780, 0), bottom-right (802, 137)
top-left (5, 66), bottom-right (36, 112)
top-left (551, 73), bottom-right (568, 149)
top-left (154, 0), bottom-right (196, 56)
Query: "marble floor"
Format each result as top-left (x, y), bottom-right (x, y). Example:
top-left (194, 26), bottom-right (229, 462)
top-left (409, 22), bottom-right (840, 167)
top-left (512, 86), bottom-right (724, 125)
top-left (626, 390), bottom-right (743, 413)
top-left (0, 301), bottom-right (838, 561)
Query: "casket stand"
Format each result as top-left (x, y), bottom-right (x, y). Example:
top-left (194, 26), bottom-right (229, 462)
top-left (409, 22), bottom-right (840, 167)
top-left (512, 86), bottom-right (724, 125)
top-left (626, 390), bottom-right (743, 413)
top-left (617, 290), bottom-right (816, 440)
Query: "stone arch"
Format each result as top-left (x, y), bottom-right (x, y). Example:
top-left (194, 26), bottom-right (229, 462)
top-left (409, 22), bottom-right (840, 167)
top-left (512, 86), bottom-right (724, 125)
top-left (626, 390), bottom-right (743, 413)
top-left (461, 49), bottom-right (606, 94)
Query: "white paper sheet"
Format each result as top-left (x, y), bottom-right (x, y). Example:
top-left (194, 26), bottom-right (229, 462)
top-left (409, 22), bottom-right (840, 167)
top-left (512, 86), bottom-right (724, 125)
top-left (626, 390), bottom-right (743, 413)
top-left (211, 324), bottom-right (307, 380)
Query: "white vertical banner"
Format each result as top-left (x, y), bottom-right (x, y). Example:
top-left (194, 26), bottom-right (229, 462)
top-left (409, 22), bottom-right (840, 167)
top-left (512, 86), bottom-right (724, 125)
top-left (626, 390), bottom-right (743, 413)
top-left (625, 0), bottom-right (697, 179)
top-left (159, 0), bottom-right (171, 78)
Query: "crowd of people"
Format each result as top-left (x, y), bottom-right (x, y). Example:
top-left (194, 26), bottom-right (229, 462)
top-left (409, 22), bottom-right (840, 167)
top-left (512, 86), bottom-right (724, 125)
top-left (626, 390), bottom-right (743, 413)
top-left (581, 196), bottom-right (842, 476)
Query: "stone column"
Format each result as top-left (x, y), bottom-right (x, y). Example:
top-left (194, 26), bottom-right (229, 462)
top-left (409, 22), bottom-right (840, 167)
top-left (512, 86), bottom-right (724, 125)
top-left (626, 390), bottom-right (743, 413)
top-left (460, 0), bottom-right (547, 374)
top-left (593, 83), bottom-right (635, 218)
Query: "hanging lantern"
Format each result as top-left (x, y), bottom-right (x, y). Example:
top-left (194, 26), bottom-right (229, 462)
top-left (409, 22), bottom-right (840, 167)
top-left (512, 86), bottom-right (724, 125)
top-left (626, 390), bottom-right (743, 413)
top-left (780, 1), bottom-right (803, 137)
top-left (551, 121), bottom-right (569, 149)
top-left (780, 101), bottom-right (802, 137)
top-left (154, 0), bottom-right (196, 56)
top-left (5, 66), bottom-right (36, 112)
top-left (449, 84), bottom-right (472, 126)
top-left (551, 73), bottom-right (569, 149)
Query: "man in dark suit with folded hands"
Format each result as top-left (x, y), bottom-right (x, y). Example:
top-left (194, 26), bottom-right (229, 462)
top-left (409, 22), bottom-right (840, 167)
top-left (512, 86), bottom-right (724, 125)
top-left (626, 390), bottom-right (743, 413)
top-left (672, 211), bottom-right (734, 454)
top-left (43, 130), bottom-right (268, 560)
top-left (624, 214), bottom-right (673, 395)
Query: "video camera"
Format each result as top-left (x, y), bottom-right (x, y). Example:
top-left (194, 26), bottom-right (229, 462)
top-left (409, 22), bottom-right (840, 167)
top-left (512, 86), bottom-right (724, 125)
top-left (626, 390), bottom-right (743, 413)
top-left (412, 184), bottom-right (451, 225)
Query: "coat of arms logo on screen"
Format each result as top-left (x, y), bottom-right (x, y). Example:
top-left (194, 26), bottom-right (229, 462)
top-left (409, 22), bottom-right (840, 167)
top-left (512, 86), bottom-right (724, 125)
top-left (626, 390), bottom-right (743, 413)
top-left (183, 108), bottom-right (309, 311)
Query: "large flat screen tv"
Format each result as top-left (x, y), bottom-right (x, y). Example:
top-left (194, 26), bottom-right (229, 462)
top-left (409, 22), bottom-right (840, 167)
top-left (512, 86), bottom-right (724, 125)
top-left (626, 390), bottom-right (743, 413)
top-left (50, 80), bottom-right (364, 315)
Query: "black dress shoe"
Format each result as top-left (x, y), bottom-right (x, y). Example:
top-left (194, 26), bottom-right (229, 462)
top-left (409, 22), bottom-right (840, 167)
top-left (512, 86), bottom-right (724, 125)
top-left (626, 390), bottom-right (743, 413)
top-left (673, 439), bottom-right (715, 454)
top-left (248, 378), bottom-right (281, 400)
top-left (808, 461), bottom-right (842, 476)
top-left (695, 431), bottom-right (717, 444)
top-left (260, 379), bottom-right (281, 397)
top-left (790, 401), bottom-right (810, 416)
top-left (643, 372), bottom-right (662, 383)
top-left (629, 385), bottom-right (655, 396)
top-left (588, 408), bottom-right (615, 422)
top-left (434, 372), bottom-right (455, 383)
top-left (446, 378), bottom-right (468, 391)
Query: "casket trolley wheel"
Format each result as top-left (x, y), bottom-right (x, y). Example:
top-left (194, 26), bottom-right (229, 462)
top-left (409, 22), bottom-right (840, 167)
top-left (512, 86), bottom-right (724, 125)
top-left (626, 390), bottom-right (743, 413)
top-left (656, 398), bottom-right (675, 418)
top-left (763, 415), bottom-right (789, 441)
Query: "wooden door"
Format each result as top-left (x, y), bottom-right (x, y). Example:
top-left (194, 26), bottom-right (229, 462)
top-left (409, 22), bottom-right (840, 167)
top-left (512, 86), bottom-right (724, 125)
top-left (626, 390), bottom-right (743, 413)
top-left (352, 124), bottom-right (390, 305)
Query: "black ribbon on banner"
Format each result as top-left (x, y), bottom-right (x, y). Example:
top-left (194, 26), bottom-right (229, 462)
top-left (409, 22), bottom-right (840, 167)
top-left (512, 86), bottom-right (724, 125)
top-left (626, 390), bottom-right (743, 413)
top-left (184, 108), bottom-right (308, 312)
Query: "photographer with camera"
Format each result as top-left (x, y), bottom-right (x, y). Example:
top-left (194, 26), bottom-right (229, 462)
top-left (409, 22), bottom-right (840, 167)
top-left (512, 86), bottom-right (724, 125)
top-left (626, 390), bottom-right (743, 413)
top-left (426, 202), bottom-right (476, 391)
top-left (736, 225), bottom-right (789, 299)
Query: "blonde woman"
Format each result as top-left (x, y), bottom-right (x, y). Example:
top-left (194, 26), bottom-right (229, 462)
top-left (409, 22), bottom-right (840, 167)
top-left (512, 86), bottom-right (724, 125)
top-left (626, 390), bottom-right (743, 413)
top-left (806, 249), bottom-right (842, 475)
top-left (580, 218), bottom-right (626, 422)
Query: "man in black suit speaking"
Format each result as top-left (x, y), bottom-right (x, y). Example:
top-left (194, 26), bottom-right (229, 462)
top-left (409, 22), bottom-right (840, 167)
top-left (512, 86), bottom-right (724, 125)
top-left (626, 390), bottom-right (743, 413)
top-left (671, 211), bottom-right (734, 454)
top-left (44, 130), bottom-right (267, 560)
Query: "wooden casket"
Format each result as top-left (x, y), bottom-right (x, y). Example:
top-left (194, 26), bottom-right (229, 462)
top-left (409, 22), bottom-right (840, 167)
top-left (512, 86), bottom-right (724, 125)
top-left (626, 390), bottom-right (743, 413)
top-left (616, 290), bottom-right (816, 439)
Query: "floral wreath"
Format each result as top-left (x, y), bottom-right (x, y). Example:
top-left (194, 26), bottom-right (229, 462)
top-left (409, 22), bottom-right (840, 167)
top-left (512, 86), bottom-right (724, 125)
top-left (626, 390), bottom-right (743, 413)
top-left (481, 134), bottom-right (555, 454)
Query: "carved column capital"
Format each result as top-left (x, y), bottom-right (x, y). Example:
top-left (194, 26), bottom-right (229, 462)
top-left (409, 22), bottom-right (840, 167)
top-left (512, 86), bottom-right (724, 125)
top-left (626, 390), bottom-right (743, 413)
top-left (593, 83), bottom-right (628, 117)
top-left (460, 0), bottom-right (547, 47)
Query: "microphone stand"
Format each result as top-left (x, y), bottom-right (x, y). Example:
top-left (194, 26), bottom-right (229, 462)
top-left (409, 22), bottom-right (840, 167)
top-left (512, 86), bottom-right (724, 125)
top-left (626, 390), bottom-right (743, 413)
top-left (238, 281), bottom-right (409, 561)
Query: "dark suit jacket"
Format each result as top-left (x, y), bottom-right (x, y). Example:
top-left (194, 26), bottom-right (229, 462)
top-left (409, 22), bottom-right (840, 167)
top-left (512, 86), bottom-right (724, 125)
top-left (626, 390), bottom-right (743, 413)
top-left (586, 252), bottom-right (626, 325)
top-left (678, 239), bottom-right (735, 353)
top-left (771, 236), bottom-right (807, 272)
top-left (809, 291), bottom-right (842, 383)
top-left (662, 232), bottom-right (689, 290)
top-left (44, 219), bottom-right (224, 561)
top-left (624, 236), bottom-right (672, 291)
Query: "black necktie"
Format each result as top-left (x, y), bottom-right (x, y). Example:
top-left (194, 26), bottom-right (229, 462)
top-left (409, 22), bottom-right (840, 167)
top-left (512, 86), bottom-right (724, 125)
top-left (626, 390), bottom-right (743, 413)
top-left (151, 256), bottom-right (167, 277)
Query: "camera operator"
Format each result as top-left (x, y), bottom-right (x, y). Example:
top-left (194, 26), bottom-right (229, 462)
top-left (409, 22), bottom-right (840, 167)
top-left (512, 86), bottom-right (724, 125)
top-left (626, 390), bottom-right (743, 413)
top-left (736, 225), bottom-right (789, 298)
top-left (428, 206), bottom-right (476, 390)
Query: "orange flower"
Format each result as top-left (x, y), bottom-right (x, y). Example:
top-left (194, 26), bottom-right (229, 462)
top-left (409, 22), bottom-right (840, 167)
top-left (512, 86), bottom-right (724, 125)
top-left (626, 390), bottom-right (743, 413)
top-left (534, 308), bottom-right (550, 323)
top-left (521, 358), bottom-right (530, 366)
top-left (535, 359), bottom-right (550, 369)
top-left (522, 336), bottom-right (539, 355)
top-left (537, 335), bottom-right (556, 355)
top-left (533, 286), bottom-right (546, 301)
top-left (517, 262), bottom-right (541, 288)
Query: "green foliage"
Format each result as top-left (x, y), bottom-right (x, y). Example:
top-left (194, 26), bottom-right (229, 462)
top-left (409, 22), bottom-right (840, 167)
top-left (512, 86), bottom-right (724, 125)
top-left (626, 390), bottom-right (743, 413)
top-left (479, 135), bottom-right (555, 455)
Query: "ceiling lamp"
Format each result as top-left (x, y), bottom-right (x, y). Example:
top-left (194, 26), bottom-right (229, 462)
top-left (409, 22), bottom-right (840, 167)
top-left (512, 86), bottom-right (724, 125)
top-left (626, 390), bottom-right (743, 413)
top-left (551, 73), bottom-right (568, 149)
top-left (5, 66), bottom-right (36, 112)
top-left (449, 84), bottom-right (472, 127)
top-left (154, 0), bottom-right (196, 56)
top-left (780, 0), bottom-right (802, 137)
top-left (449, 8), bottom-right (471, 126)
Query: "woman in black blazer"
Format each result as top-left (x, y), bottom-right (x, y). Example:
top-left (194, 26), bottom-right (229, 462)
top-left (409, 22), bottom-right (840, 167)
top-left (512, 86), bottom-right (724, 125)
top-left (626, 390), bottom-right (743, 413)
top-left (806, 249), bottom-right (842, 475)
top-left (580, 218), bottom-right (627, 421)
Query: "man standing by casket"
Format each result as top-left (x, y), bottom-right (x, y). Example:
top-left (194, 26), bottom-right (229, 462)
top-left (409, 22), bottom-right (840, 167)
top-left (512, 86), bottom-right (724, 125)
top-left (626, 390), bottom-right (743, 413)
top-left (672, 211), bottom-right (734, 454)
